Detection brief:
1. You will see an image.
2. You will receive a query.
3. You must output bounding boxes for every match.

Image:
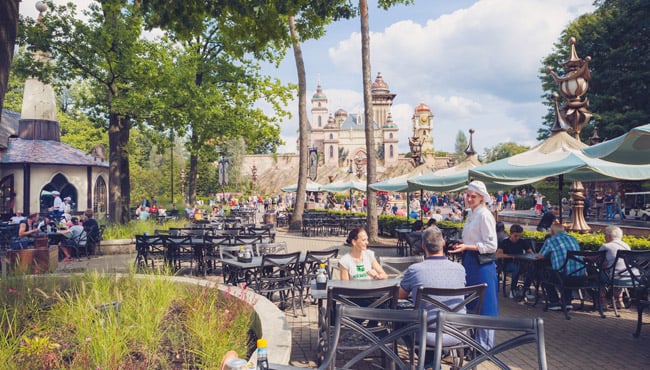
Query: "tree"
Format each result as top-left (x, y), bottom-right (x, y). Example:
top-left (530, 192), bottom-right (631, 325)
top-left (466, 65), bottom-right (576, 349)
top-left (454, 130), bottom-right (468, 161)
top-left (539, 0), bottom-right (650, 141)
top-left (482, 142), bottom-right (529, 163)
top-left (0, 0), bottom-right (19, 121)
top-left (361, 0), bottom-right (413, 242)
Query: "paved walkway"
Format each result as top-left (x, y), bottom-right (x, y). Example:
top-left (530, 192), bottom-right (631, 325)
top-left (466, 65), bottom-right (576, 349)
top-left (57, 229), bottom-right (650, 369)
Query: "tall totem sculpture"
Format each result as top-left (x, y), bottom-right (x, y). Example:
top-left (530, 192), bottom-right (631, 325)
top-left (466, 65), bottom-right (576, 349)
top-left (547, 37), bottom-right (592, 233)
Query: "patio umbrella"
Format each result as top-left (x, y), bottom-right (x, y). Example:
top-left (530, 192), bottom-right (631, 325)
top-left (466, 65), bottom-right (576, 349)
top-left (369, 168), bottom-right (426, 192)
top-left (582, 123), bottom-right (650, 165)
top-left (319, 178), bottom-right (367, 193)
top-left (468, 130), bottom-right (650, 186)
top-left (280, 180), bottom-right (322, 192)
top-left (407, 153), bottom-right (482, 192)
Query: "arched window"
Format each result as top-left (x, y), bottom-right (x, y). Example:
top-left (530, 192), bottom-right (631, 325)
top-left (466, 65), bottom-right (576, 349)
top-left (94, 176), bottom-right (107, 213)
top-left (389, 133), bottom-right (393, 139)
top-left (41, 173), bottom-right (76, 214)
top-left (329, 133), bottom-right (333, 140)
top-left (318, 116), bottom-right (322, 127)
top-left (329, 146), bottom-right (334, 158)
top-left (390, 145), bottom-right (394, 158)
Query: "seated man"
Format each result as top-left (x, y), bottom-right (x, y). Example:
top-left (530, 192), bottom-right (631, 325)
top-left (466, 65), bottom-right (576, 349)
top-left (497, 224), bottom-right (534, 299)
top-left (10, 210), bottom-right (25, 224)
top-left (408, 220), bottom-right (425, 255)
top-left (536, 222), bottom-right (581, 311)
top-left (399, 226), bottom-right (466, 349)
top-left (536, 207), bottom-right (557, 232)
top-left (59, 217), bottom-right (86, 261)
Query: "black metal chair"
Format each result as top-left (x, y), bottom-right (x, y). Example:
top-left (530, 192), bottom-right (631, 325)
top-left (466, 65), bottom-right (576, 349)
top-left (379, 255), bottom-right (424, 279)
top-left (320, 305), bottom-right (428, 370)
top-left (60, 230), bottom-right (89, 260)
top-left (414, 283), bottom-right (487, 369)
top-left (321, 285), bottom-right (399, 363)
top-left (613, 250), bottom-right (650, 337)
top-left (542, 250), bottom-right (607, 319)
top-left (134, 234), bottom-right (167, 271)
top-left (252, 251), bottom-right (304, 317)
top-left (433, 311), bottom-right (547, 370)
top-left (302, 249), bottom-right (339, 300)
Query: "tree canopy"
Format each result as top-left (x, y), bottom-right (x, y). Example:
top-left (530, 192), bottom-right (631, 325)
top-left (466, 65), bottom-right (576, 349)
top-left (539, 0), bottom-right (650, 141)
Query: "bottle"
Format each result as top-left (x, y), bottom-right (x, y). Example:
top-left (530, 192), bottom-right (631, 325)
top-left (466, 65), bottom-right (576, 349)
top-left (316, 263), bottom-right (327, 289)
top-left (256, 338), bottom-right (269, 370)
top-left (244, 247), bottom-right (252, 260)
top-left (238, 246), bottom-right (244, 259)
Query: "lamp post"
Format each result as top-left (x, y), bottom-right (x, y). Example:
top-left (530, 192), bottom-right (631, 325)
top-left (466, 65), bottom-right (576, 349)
top-left (218, 152), bottom-right (229, 204)
top-left (548, 37), bottom-right (593, 233)
top-left (251, 165), bottom-right (257, 190)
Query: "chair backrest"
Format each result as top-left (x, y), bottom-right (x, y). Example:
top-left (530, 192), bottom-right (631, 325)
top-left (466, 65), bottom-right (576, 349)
top-left (613, 250), bottom-right (650, 288)
top-left (562, 250), bottom-right (607, 280)
top-left (260, 251), bottom-right (301, 278)
top-left (220, 245), bottom-right (243, 260)
top-left (415, 283), bottom-right (487, 315)
top-left (256, 241), bottom-right (288, 256)
top-left (433, 311), bottom-right (547, 370)
top-left (326, 284), bottom-right (399, 326)
top-left (379, 255), bottom-right (424, 279)
top-left (304, 249), bottom-right (339, 278)
top-left (319, 305), bottom-right (427, 370)
top-left (235, 234), bottom-right (263, 246)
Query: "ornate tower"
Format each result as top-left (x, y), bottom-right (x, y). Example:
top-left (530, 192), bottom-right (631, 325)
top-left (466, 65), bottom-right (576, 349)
top-left (382, 113), bottom-right (399, 165)
top-left (411, 102), bottom-right (434, 155)
top-left (323, 114), bottom-right (339, 165)
top-left (370, 72), bottom-right (396, 129)
top-left (310, 80), bottom-right (328, 156)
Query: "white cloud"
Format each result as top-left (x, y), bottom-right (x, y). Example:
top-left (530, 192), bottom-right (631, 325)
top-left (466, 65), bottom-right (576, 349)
top-left (325, 0), bottom-right (596, 154)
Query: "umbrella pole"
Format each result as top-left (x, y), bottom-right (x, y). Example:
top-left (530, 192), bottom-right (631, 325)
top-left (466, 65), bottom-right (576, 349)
top-left (406, 191), bottom-right (410, 223)
top-left (420, 189), bottom-right (424, 219)
top-left (558, 175), bottom-right (563, 224)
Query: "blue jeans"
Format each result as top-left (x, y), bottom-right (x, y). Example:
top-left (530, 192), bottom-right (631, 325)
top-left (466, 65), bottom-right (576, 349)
top-left (605, 204), bottom-right (614, 220)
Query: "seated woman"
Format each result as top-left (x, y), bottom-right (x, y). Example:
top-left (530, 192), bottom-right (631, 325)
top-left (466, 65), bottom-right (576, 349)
top-left (339, 227), bottom-right (387, 280)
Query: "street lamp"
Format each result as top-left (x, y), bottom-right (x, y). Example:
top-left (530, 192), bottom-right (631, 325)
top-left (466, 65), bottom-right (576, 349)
top-left (218, 152), bottom-right (229, 203)
top-left (251, 165), bottom-right (258, 189)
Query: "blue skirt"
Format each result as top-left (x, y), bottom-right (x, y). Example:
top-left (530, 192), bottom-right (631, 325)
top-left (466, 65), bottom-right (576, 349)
top-left (463, 251), bottom-right (499, 316)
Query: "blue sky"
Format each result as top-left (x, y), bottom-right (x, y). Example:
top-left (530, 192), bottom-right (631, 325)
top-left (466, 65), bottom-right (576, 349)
top-left (21, 0), bottom-right (598, 155)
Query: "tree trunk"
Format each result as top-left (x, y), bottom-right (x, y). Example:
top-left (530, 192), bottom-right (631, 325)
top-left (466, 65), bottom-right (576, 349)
top-left (288, 15), bottom-right (309, 231)
top-left (0, 0), bottom-right (19, 118)
top-left (108, 111), bottom-right (132, 224)
top-left (188, 150), bottom-right (198, 205)
top-left (359, 0), bottom-right (378, 242)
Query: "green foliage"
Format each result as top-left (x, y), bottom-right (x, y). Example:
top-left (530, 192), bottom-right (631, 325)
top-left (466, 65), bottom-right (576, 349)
top-left (539, 0), bottom-right (650, 140)
top-left (454, 130), bottom-right (468, 161)
top-left (482, 142), bottom-right (530, 163)
top-left (0, 273), bottom-right (253, 369)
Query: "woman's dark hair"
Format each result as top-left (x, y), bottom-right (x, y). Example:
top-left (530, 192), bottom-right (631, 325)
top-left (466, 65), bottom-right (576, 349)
top-left (496, 221), bottom-right (505, 233)
top-left (345, 227), bottom-right (366, 245)
top-left (412, 220), bottom-right (424, 231)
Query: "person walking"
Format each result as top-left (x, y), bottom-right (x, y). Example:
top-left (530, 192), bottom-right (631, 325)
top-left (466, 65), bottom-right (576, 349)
top-left (449, 180), bottom-right (498, 349)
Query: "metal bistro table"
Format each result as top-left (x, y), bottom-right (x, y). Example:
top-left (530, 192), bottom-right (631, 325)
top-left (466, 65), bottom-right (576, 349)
top-left (221, 252), bottom-right (307, 286)
top-left (310, 278), bottom-right (401, 363)
top-left (512, 253), bottom-right (549, 306)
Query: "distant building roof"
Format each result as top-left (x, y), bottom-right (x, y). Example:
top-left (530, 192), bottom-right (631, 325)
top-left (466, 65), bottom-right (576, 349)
top-left (340, 113), bottom-right (379, 131)
top-left (0, 109), bottom-right (20, 150)
top-left (2, 137), bottom-right (108, 167)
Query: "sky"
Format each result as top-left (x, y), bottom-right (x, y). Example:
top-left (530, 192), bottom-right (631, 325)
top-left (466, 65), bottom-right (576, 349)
top-left (19, 0), bottom-right (598, 156)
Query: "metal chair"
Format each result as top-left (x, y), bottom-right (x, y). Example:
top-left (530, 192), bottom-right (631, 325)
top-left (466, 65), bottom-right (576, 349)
top-left (414, 283), bottom-right (487, 369)
top-left (134, 234), bottom-right (167, 270)
top-left (256, 241), bottom-right (288, 256)
top-left (61, 230), bottom-right (89, 260)
top-left (251, 251), bottom-right (304, 317)
top-left (542, 250), bottom-right (607, 319)
top-left (320, 305), bottom-right (428, 370)
top-left (302, 249), bottom-right (339, 299)
top-left (433, 311), bottom-right (547, 370)
top-left (613, 250), bottom-right (650, 337)
top-left (379, 255), bottom-right (424, 279)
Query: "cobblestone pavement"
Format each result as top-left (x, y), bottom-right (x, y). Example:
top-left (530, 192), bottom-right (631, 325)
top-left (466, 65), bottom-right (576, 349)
top-left (58, 229), bottom-right (650, 369)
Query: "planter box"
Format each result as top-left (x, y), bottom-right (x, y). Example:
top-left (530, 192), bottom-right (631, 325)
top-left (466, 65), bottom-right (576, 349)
top-left (6, 246), bottom-right (58, 274)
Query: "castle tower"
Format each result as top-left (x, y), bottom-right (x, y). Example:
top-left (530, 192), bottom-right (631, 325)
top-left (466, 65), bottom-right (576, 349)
top-left (323, 114), bottom-right (339, 165)
top-left (370, 72), bottom-right (396, 129)
top-left (309, 80), bottom-right (328, 156)
top-left (411, 102), bottom-right (434, 155)
top-left (382, 113), bottom-right (399, 165)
